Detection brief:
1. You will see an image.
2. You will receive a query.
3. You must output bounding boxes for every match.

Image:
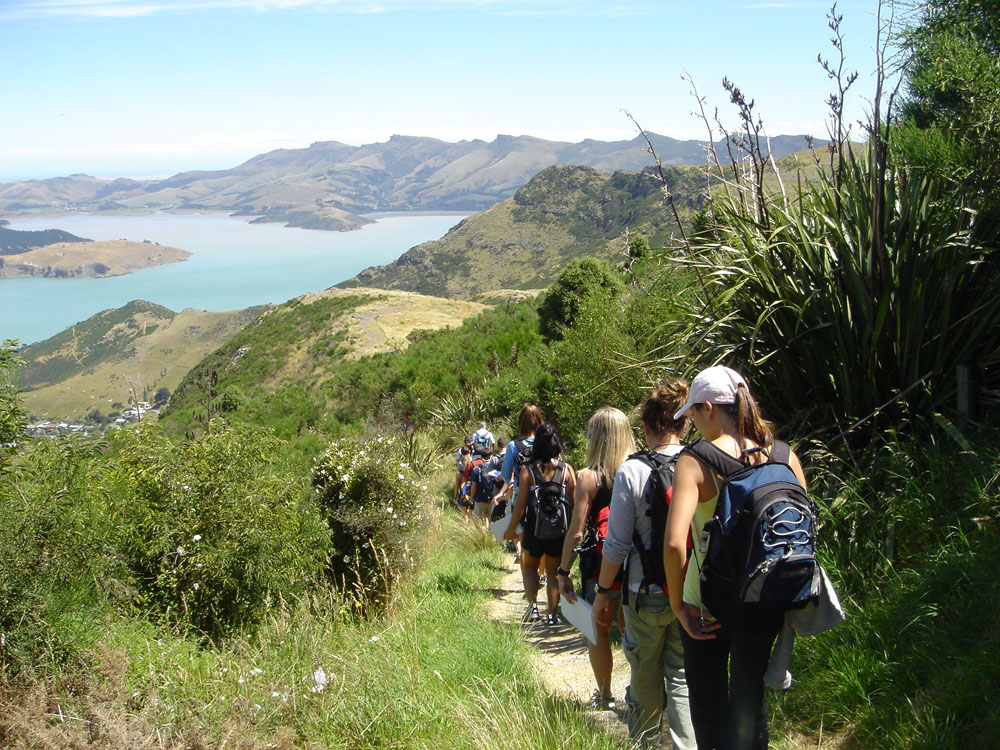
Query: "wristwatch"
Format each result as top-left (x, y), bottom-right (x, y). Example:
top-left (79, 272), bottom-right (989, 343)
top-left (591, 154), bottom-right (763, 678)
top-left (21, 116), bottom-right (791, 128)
top-left (556, 566), bottom-right (571, 577)
top-left (596, 583), bottom-right (615, 594)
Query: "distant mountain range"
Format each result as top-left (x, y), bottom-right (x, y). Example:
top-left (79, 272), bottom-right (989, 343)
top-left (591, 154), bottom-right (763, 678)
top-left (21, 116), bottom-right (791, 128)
top-left (0, 133), bottom-right (822, 231)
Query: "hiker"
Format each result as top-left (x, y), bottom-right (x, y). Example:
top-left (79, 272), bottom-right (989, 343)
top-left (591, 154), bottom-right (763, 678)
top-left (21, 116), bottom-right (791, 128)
top-left (457, 446), bottom-right (488, 522)
top-left (504, 423), bottom-right (575, 626)
top-left (557, 406), bottom-right (635, 710)
top-left (470, 437), bottom-right (507, 524)
top-left (499, 404), bottom-right (544, 565)
top-left (593, 379), bottom-right (696, 748)
top-left (454, 436), bottom-right (473, 502)
top-left (665, 365), bottom-right (807, 750)
top-left (471, 421), bottom-right (496, 454)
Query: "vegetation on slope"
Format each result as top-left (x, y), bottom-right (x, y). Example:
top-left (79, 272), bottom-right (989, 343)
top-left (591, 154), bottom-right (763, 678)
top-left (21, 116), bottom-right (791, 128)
top-left (0, 226), bottom-right (90, 254)
top-left (18, 300), bottom-right (269, 422)
top-left (339, 164), bottom-right (703, 298)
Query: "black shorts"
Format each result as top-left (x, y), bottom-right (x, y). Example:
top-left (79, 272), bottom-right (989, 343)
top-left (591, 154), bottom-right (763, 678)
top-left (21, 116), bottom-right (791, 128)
top-left (521, 531), bottom-right (565, 559)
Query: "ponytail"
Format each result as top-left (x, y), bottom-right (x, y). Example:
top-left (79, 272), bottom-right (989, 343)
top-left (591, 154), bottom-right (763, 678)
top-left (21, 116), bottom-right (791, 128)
top-left (733, 384), bottom-right (772, 456)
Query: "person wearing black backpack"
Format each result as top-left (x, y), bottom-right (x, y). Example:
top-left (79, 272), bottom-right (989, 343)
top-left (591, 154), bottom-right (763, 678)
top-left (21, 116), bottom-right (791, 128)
top-left (665, 365), bottom-right (808, 750)
top-left (592, 379), bottom-right (696, 748)
top-left (504, 423), bottom-right (576, 626)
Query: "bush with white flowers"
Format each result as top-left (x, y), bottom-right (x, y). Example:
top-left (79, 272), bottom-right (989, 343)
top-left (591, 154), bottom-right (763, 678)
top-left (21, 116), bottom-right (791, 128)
top-left (312, 434), bottom-right (422, 613)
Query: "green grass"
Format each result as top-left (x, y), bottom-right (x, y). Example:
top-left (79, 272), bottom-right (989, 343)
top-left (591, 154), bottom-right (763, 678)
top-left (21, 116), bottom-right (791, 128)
top-left (1, 506), bottom-right (631, 749)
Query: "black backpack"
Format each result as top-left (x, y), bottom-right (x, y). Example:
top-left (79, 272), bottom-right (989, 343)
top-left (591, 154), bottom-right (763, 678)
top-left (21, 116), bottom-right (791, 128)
top-left (526, 461), bottom-right (570, 540)
top-left (686, 439), bottom-right (820, 623)
top-left (512, 438), bottom-right (533, 474)
top-left (473, 464), bottom-right (499, 504)
top-left (622, 450), bottom-right (679, 605)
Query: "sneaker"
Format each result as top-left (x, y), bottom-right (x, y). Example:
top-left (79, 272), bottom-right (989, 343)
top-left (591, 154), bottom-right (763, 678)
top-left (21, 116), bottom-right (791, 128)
top-left (522, 602), bottom-right (540, 623)
top-left (545, 612), bottom-right (562, 627)
top-left (590, 690), bottom-right (616, 710)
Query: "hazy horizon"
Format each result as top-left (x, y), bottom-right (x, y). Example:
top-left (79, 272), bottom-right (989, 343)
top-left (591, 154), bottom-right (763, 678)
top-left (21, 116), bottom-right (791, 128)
top-left (1, 0), bottom-right (886, 183)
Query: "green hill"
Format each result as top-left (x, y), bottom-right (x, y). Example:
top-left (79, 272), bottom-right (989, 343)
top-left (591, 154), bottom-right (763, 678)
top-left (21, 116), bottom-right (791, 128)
top-left (338, 164), bottom-right (705, 298)
top-left (0, 226), bottom-right (90, 254)
top-left (18, 300), bottom-right (269, 421)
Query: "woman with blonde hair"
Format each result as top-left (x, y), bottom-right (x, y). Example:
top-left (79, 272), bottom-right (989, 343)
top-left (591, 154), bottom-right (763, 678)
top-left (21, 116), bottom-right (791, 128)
top-left (557, 406), bottom-right (635, 709)
top-left (665, 365), bottom-right (807, 750)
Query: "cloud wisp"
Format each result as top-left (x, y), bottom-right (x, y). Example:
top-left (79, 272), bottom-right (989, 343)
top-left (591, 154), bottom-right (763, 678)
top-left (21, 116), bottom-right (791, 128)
top-left (2, 0), bottom-right (659, 20)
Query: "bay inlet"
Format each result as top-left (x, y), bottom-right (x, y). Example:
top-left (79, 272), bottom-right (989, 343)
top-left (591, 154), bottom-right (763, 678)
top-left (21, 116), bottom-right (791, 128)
top-left (1, 212), bottom-right (467, 345)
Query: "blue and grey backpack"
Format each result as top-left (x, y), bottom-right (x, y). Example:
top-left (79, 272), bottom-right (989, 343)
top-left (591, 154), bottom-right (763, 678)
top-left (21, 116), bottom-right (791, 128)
top-left (686, 439), bottom-right (820, 623)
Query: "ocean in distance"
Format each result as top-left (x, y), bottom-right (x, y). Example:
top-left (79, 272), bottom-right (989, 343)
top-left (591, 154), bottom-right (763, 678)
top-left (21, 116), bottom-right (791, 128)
top-left (1, 212), bottom-right (467, 346)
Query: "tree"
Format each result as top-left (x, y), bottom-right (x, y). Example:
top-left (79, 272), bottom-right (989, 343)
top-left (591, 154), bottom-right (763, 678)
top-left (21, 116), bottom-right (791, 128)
top-left (537, 258), bottom-right (625, 342)
top-left (899, 0), bottom-right (1000, 209)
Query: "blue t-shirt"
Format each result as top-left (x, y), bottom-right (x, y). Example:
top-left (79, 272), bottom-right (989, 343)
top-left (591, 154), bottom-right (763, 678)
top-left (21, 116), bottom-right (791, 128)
top-left (501, 436), bottom-right (534, 486)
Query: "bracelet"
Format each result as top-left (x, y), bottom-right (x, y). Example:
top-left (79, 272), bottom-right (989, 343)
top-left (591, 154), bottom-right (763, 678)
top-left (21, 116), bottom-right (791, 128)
top-left (596, 584), bottom-right (615, 594)
top-left (556, 566), bottom-right (572, 577)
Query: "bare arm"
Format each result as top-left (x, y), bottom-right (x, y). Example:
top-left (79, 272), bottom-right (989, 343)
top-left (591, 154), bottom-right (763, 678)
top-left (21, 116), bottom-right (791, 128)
top-left (504, 465), bottom-right (532, 540)
top-left (557, 465), bottom-right (589, 601)
top-left (789, 450), bottom-right (807, 491)
top-left (665, 452), bottom-right (718, 639)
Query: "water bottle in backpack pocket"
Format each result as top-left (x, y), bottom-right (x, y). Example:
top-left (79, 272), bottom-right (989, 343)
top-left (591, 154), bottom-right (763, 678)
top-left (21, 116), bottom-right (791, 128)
top-left (528, 461), bottom-right (570, 540)
top-left (687, 439), bottom-right (821, 623)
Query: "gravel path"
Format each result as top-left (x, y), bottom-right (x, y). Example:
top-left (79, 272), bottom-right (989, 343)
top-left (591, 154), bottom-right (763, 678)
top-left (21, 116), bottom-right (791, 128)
top-left (484, 553), bottom-right (638, 746)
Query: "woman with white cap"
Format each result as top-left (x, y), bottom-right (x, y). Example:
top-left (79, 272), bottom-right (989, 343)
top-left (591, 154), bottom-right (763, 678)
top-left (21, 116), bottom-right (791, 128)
top-left (664, 365), bottom-right (807, 750)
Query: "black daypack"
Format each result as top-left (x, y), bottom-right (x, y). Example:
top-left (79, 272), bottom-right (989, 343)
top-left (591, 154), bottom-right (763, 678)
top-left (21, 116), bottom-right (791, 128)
top-left (527, 461), bottom-right (570, 540)
top-left (513, 438), bottom-right (533, 474)
top-left (686, 439), bottom-right (820, 623)
top-left (622, 450), bottom-right (680, 605)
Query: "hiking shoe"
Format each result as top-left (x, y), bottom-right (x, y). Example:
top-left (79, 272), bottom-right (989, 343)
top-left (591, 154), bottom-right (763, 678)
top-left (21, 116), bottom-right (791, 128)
top-left (522, 602), bottom-right (540, 623)
top-left (545, 612), bottom-right (562, 627)
top-left (591, 691), bottom-right (616, 710)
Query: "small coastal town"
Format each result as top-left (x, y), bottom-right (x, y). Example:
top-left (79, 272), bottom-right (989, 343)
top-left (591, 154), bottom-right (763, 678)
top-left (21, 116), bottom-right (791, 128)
top-left (25, 400), bottom-right (159, 438)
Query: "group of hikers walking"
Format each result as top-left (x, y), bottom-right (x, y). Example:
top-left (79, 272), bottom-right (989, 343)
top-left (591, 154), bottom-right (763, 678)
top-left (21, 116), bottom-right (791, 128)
top-left (453, 365), bottom-right (840, 749)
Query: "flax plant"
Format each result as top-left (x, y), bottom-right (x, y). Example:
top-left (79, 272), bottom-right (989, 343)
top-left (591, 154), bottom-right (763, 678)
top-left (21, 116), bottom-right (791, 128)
top-left (691, 150), bottom-right (1000, 437)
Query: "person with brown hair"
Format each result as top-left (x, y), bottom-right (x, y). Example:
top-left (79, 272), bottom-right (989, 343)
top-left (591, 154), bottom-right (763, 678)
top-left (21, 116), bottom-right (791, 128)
top-left (497, 404), bottom-right (545, 614)
top-left (557, 406), bottom-right (635, 709)
top-left (665, 365), bottom-right (807, 750)
top-left (592, 379), bottom-right (696, 748)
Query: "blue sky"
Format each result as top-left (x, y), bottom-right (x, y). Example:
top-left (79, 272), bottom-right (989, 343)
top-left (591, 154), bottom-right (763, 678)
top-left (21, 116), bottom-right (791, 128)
top-left (0, 0), bottom-right (887, 181)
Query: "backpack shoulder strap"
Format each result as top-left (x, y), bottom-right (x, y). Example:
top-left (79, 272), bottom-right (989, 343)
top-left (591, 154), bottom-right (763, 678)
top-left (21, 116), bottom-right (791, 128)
top-left (553, 460), bottom-right (567, 486)
top-left (769, 440), bottom-right (790, 464)
top-left (683, 438), bottom-right (745, 479)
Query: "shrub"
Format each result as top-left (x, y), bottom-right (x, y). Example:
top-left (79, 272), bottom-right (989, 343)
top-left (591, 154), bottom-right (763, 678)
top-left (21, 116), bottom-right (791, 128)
top-left (537, 257), bottom-right (625, 341)
top-left (0, 438), bottom-right (110, 671)
top-left (100, 421), bottom-right (330, 639)
top-left (0, 340), bottom-right (25, 469)
top-left (312, 434), bottom-right (424, 614)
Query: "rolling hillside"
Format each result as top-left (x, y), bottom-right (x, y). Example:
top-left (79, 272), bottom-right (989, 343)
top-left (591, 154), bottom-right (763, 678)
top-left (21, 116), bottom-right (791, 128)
top-left (19, 300), bottom-right (269, 421)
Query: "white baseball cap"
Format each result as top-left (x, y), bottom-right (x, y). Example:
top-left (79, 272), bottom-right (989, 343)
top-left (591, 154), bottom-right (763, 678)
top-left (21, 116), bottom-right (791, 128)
top-left (673, 365), bottom-right (749, 420)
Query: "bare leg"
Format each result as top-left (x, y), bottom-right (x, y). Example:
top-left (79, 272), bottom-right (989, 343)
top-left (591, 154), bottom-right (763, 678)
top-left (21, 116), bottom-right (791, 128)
top-left (588, 599), bottom-right (616, 698)
top-left (543, 553), bottom-right (561, 615)
top-left (521, 550), bottom-right (541, 604)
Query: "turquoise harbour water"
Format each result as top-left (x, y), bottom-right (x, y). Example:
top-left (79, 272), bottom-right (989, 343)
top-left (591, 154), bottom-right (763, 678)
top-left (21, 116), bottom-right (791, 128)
top-left (1, 212), bottom-right (466, 345)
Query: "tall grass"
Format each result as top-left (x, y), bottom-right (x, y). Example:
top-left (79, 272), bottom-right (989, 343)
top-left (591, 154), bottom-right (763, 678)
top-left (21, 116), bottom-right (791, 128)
top-left (0, 506), bottom-right (631, 749)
